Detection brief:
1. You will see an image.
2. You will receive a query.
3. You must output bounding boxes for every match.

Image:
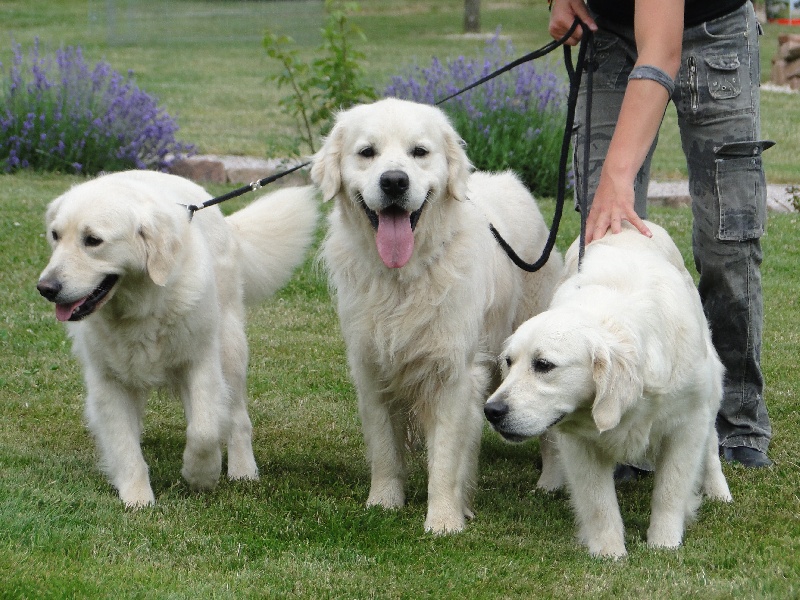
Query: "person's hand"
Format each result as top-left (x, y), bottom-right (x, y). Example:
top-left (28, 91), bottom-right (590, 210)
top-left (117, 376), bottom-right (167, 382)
top-left (584, 171), bottom-right (652, 244)
top-left (549, 0), bottom-right (598, 46)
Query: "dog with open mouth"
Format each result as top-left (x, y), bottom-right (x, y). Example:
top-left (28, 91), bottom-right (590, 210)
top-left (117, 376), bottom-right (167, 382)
top-left (484, 221), bottom-right (732, 558)
top-left (37, 170), bottom-right (318, 507)
top-left (311, 98), bottom-right (563, 534)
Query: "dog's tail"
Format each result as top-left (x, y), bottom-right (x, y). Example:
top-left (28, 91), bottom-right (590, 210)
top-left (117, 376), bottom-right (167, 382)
top-left (226, 185), bottom-right (319, 305)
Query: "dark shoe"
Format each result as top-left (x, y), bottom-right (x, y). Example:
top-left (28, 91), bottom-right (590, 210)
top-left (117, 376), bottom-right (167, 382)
top-left (721, 446), bottom-right (773, 468)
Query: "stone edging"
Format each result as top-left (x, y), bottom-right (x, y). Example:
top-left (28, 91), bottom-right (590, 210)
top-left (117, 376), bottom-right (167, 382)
top-left (169, 155), bottom-right (311, 188)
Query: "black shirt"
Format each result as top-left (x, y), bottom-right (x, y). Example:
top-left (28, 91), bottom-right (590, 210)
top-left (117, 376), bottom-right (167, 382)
top-left (587, 0), bottom-right (748, 28)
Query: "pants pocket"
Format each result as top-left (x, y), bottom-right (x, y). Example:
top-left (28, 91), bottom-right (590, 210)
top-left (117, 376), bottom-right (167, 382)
top-left (705, 54), bottom-right (741, 100)
top-left (714, 141), bottom-right (773, 241)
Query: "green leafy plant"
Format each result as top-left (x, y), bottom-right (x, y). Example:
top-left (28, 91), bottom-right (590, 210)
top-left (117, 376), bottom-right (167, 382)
top-left (264, 0), bottom-right (376, 155)
top-left (263, 33), bottom-right (315, 156)
top-left (788, 184), bottom-right (800, 212)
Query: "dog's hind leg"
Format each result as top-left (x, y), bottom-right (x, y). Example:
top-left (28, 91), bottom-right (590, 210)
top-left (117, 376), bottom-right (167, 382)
top-left (84, 378), bottom-right (154, 507)
top-left (647, 421), bottom-right (706, 549)
top-left (220, 316), bottom-right (258, 481)
top-left (701, 421), bottom-right (732, 502)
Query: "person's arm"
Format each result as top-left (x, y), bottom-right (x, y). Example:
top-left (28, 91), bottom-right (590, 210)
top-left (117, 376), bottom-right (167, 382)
top-left (583, 0), bottom-right (684, 243)
top-left (550, 0), bottom-right (685, 243)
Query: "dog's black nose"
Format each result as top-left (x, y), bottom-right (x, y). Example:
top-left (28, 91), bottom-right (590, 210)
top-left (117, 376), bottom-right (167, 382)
top-left (379, 170), bottom-right (409, 199)
top-left (37, 278), bottom-right (62, 302)
top-left (484, 401), bottom-right (510, 424)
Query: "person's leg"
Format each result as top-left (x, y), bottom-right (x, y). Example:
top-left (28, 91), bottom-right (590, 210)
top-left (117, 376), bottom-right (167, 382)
top-left (572, 18), bottom-right (656, 220)
top-left (674, 2), bottom-right (772, 466)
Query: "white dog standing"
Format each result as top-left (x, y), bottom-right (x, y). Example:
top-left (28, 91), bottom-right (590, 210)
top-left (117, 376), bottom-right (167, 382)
top-left (311, 98), bottom-right (562, 533)
top-left (37, 170), bottom-right (318, 507)
top-left (484, 221), bottom-right (732, 557)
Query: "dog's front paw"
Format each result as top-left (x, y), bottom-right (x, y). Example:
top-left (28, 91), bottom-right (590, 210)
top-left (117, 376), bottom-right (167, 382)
top-left (582, 525), bottom-right (627, 559)
top-left (536, 469), bottom-right (565, 492)
top-left (424, 508), bottom-right (466, 535)
top-left (588, 538), bottom-right (627, 559)
top-left (367, 478), bottom-right (405, 509)
top-left (702, 474), bottom-right (732, 503)
top-left (647, 524), bottom-right (683, 550)
top-left (227, 428), bottom-right (258, 481)
top-left (537, 431), bottom-right (565, 491)
top-left (227, 454), bottom-right (259, 481)
top-left (704, 486), bottom-right (733, 503)
top-left (119, 481), bottom-right (156, 508)
top-left (182, 446), bottom-right (222, 490)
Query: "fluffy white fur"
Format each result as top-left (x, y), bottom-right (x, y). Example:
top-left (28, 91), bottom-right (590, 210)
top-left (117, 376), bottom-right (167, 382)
top-left (37, 170), bottom-right (318, 507)
top-left (311, 98), bottom-right (562, 533)
top-left (484, 221), bottom-right (732, 558)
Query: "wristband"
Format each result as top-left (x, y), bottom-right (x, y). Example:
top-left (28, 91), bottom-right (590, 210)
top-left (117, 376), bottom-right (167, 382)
top-left (628, 65), bottom-right (675, 97)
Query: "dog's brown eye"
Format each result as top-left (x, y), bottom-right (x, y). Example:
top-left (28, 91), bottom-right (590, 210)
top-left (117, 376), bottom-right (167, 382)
top-left (51, 230), bottom-right (59, 242)
top-left (412, 146), bottom-right (428, 158)
top-left (358, 146), bottom-right (375, 158)
top-left (84, 235), bottom-right (103, 247)
top-left (533, 358), bottom-right (555, 373)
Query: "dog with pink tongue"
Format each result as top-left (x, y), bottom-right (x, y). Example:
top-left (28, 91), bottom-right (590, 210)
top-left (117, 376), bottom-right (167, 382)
top-left (311, 98), bottom-right (563, 534)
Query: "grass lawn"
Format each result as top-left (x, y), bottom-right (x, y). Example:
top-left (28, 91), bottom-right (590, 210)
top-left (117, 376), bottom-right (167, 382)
top-left (1, 2), bottom-right (799, 598)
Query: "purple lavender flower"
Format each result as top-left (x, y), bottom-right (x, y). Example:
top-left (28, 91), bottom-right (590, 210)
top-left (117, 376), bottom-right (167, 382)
top-left (1, 39), bottom-right (195, 174)
top-left (383, 29), bottom-right (571, 197)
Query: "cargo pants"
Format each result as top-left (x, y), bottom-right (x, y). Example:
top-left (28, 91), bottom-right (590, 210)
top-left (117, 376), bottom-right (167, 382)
top-left (571, 1), bottom-right (772, 453)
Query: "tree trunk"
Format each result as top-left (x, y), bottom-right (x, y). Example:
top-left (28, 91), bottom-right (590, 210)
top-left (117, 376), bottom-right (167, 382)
top-left (464, 0), bottom-right (480, 33)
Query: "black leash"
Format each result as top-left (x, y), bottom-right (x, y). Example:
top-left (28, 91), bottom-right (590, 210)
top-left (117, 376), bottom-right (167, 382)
top-left (486, 21), bottom-right (594, 272)
top-left (183, 17), bottom-right (593, 265)
top-left (180, 160), bottom-right (310, 221)
top-left (434, 19), bottom-right (581, 106)
top-left (577, 27), bottom-right (594, 269)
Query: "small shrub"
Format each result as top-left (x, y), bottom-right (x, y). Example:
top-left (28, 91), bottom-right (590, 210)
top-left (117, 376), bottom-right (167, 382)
top-left (384, 32), bottom-right (570, 198)
top-left (789, 184), bottom-right (800, 212)
top-left (0, 40), bottom-right (194, 175)
top-left (264, 0), bottom-right (376, 155)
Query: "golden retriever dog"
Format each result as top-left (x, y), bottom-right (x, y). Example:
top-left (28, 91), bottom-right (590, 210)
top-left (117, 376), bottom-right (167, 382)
top-left (311, 98), bottom-right (562, 533)
top-left (484, 221), bottom-right (732, 557)
top-left (37, 170), bottom-right (318, 507)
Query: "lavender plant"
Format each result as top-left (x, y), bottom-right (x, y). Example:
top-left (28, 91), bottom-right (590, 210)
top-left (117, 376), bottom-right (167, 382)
top-left (0, 40), bottom-right (194, 175)
top-left (384, 33), bottom-right (570, 198)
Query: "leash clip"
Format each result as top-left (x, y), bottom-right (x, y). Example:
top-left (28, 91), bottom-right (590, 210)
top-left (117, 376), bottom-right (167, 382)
top-left (178, 203), bottom-right (199, 222)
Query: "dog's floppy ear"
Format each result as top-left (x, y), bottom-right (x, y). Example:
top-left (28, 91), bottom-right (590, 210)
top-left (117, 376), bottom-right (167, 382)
top-left (441, 115), bottom-right (473, 202)
top-left (311, 120), bottom-right (344, 202)
top-left (589, 327), bottom-right (643, 433)
top-left (138, 209), bottom-right (184, 286)
top-left (44, 194), bottom-right (66, 233)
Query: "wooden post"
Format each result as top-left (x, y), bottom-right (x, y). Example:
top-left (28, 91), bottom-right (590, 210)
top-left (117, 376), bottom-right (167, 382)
top-left (464, 0), bottom-right (480, 33)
